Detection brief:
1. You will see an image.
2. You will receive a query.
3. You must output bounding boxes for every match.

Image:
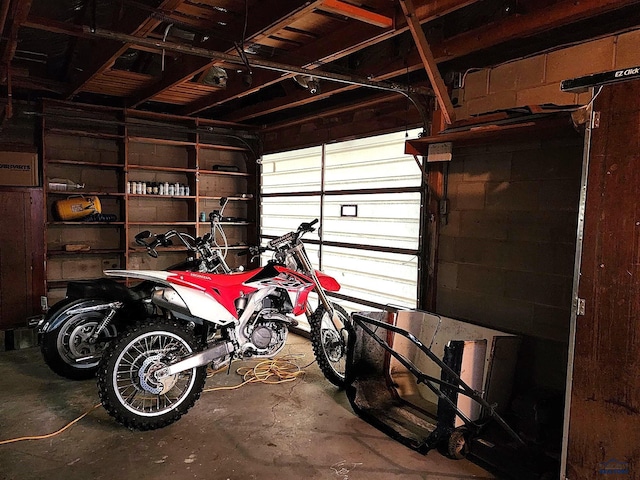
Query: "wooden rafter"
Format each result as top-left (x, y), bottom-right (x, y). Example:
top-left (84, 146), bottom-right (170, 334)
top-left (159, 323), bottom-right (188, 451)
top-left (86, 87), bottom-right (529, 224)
top-left (317, 0), bottom-right (393, 28)
top-left (179, 0), bottom-right (472, 116)
top-left (179, 20), bottom-right (388, 116)
top-left (399, 0), bottom-right (455, 124)
top-left (65, 0), bottom-right (186, 99)
top-left (215, 0), bottom-right (639, 123)
top-left (77, 26), bottom-right (431, 98)
top-left (11, 0), bottom-right (640, 129)
top-left (0, 0), bottom-right (12, 39)
top-left (228, 81), bottom-right (359, 122)
top-left (2, 0), bottom-right (33, 64)
top-left (128, 0), bottom-right (322, 108)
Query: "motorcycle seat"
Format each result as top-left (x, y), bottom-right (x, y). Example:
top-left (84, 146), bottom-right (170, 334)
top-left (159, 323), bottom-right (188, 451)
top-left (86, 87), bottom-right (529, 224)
top-left (66, 278), bottom-right (145, 302)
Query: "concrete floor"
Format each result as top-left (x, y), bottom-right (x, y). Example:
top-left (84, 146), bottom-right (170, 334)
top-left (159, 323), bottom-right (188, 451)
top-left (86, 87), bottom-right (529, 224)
top-left (0, 334), bottom-right (494, 480)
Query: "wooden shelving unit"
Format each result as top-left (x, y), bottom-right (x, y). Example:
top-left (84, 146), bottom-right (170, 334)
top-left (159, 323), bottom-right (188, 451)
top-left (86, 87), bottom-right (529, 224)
top-left (42, 100), bottom-right (260, 303)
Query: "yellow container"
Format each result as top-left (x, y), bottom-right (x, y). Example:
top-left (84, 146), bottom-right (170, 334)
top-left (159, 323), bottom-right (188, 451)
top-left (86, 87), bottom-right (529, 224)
top-left (54, 196), bottom-right (102, 220)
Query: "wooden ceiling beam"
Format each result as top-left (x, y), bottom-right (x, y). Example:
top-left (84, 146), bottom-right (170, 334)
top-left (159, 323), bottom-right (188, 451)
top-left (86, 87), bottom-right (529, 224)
top-left (228, 81), bottom-right (358, 122)
top-left (65, 0), bottom-right (186, 99)
top-left (180, 0), bottom-right (475, 115)
top-left (399, 0), bottom-right (455, 124)
top-left (432, 0), bottom-right (640, 62)
top-left (371, 0), bottom-right (640, 78)
top-left (261, 91), bottom-right (402, 132)
top-left (128, 0), bottom-right (321, 107)
top-left (2, 0), bottom-right (33, 64)
top-left (218, 0), bottom-right (638, 125)
top-left (178, 22), bottom-right (386, 116)
top-left (317, 0), bottom-right (393, 28)
top-left (23, 15), bottom-right (92, 39)
top-left (81, 26), bottom-right (430, 98)
top-left (0, 0), bottom-right (12, 39)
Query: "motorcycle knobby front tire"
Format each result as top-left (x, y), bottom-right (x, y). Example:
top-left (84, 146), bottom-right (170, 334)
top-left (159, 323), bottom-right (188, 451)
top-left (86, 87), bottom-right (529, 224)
top-left (310, 303), bottom-right (350, 388)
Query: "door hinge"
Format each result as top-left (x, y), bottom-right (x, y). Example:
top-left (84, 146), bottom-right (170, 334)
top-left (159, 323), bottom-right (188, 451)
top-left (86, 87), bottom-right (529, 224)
top-left (591, 111), bottom-right (600, 129)
top-left (577, 298), bottom-right (586, 316)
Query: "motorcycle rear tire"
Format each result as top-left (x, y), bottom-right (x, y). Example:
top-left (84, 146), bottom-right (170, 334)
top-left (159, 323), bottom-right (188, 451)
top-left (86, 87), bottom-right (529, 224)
top-left (310, 303), bottom-right (350, 388)
top-left (41, 298), bottom-right (116, 380)
top-left (97, 318), bottom-right (206, 430)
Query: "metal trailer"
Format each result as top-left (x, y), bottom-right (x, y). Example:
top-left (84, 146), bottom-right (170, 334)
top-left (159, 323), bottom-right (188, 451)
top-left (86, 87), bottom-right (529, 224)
top-left (345, 308), bottom-right (559, 479)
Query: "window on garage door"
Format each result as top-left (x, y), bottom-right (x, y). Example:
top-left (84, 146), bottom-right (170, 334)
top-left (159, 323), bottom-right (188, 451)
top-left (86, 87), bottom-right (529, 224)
top-left (261, 129), bottom-right (423, 313)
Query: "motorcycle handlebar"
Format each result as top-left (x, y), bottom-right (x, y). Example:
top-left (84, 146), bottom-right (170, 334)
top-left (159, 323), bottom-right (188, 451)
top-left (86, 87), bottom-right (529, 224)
top-left (266, 219), bottom-right (319, 250)
top-left (136, 229), bottom-right (197, 258)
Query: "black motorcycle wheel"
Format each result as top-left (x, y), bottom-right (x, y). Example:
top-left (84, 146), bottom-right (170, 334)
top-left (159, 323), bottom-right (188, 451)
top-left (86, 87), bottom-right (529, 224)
top-left (41, 299), bottom-right (117, 380)
top-left (97, 318), bottom-right (206, 431)
top-left (310, 303), bottom-right (350, 387)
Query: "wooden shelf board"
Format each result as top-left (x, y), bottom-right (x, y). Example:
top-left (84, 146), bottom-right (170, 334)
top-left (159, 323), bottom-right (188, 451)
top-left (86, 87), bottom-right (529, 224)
top-left (405, 112), bottom-right (576, 155)
top-left (128, 164), bottom-right (196, 173)
top-left (47, 249), bottom-right (125, 256)
top-left (47, 221), bottom-right (125, 226)
top-left (47, 159), bottom-right (125, 169)
top-left (46, 128), bottom-right (123, 140)
top-left (198, 169), bottom-right (250, 177)
top-left (128, 194), bottom-right (195, 199)
top-left (127, 221), bottom-right (196, 226)
top-left (128, 136), bottom-right (195, 147)
top-left (198, 143), bottom-right (249, 152)
top-left (198, 195), bottom-right (252, 201)
top-left (197, 221), bottom-right (253, 226)
top-left (129, 246), bottom-right (191, 253)
top-left (47, 190), bottom-right (125, 197)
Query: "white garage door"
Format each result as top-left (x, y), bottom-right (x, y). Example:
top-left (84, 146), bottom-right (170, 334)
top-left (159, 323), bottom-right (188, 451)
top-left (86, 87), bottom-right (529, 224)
top-left (261, 129), bottom-right (423, 315)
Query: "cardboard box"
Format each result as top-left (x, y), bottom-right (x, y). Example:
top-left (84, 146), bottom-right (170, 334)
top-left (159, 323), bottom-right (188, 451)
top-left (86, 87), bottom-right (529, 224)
top-left (0, 151), bottom-right (39, 186)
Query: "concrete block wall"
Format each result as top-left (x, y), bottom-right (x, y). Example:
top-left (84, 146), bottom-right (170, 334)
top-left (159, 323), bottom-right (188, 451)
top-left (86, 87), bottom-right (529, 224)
top-left (436, 138), bottom-right (583, 389)
top-left (455, 29), bottom-right (640, 118)
top-left (437, 139), bottom-right (582, 340)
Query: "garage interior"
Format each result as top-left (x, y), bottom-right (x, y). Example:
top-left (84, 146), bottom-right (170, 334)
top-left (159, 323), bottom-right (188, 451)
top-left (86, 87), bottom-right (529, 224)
top-left (1, 1), bottom-right (639, 479)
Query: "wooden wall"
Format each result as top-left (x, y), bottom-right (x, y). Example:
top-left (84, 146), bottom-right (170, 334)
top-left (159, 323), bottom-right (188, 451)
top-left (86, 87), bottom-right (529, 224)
top-left (566, 80), bottom-right (640, 479)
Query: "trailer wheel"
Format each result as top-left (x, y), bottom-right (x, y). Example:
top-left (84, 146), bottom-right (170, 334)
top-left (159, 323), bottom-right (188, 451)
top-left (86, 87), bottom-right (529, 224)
top-left (447, 428), bottom-right (470, 459)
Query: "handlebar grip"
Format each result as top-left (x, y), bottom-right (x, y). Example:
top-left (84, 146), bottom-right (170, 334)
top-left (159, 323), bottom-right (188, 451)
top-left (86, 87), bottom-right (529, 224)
top-left (135, 230), bottom-right (152, 246)
top-left (299, 219), bottom-right (319, 233)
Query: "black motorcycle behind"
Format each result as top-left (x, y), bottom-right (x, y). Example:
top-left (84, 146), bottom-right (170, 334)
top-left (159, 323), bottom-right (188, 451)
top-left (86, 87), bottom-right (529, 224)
top-left (34, 199), bottom-right (233, 380)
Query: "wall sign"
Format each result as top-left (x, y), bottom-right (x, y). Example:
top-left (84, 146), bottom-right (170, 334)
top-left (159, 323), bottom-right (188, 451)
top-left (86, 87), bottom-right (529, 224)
top-left (561, 66), bottom-right (640, 92)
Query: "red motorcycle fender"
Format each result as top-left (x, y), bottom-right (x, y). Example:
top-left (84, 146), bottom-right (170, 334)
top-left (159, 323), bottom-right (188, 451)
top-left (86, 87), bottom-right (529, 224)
top-left (316, 270), bottom-right (340, 292)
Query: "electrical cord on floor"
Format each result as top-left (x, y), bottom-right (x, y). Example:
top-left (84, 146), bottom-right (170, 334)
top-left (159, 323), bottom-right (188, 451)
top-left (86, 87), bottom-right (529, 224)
top-left (0, 404), bottom-right (101, 445)
top-left (204, 353), bottom-right (307, 392)
top-left (0, 354), bottom-right (311, 445)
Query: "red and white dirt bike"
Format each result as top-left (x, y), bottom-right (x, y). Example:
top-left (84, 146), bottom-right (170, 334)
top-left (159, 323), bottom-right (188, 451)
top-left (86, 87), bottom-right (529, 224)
top-left (97, 219), bottom-right (351, 430)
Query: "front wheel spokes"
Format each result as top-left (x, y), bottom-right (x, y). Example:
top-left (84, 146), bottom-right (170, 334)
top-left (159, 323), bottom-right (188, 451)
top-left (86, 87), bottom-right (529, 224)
top-left (321, 328), bottom-right (345, 362)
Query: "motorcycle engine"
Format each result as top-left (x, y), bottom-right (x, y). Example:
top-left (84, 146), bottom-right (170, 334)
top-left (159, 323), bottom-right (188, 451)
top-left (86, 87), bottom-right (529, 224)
top-left (244, 309), bottom-right (289, 357)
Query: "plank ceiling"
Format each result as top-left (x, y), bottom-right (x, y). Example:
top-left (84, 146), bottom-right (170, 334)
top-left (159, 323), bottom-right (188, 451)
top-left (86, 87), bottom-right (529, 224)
top-left (1, 0), bottom-right (640, 128)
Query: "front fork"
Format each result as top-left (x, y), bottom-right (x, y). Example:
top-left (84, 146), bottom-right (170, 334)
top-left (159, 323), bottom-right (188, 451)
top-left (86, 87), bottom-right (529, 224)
top-left (293, 244), bottom-right (345, 332)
